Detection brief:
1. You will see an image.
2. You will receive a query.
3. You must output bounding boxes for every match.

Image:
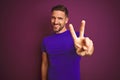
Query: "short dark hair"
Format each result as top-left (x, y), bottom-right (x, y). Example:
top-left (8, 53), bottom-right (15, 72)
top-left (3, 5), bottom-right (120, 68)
top-left (51, 4), bottom-right (69, 17)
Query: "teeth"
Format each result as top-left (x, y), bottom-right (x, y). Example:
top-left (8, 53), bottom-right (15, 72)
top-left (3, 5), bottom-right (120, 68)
top-left (54, 25), bottom-right (59, 27)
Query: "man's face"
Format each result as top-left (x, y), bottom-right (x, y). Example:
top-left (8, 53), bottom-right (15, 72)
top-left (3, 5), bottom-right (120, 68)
top-left (51, 10), bottom-right (68, 33)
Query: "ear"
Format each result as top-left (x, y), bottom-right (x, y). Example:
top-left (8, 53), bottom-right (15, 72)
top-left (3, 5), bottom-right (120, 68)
top-left (65, 17), bottom-right (69, 24)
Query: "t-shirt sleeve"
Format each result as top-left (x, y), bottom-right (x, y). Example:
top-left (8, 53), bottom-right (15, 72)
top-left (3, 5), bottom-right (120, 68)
top-left (41, 39), bottom-right (46, 52)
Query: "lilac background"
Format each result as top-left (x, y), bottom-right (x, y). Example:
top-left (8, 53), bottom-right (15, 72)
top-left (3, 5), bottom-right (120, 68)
top-left (0, 0), bottom-right (120, 80)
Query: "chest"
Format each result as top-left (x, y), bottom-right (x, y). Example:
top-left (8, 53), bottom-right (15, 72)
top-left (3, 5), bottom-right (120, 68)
top-left (45, 34), bottom-right (75, 55)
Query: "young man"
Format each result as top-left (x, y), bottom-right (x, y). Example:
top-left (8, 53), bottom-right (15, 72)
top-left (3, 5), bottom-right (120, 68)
top-left (41, 5), bottom-right (94, 80)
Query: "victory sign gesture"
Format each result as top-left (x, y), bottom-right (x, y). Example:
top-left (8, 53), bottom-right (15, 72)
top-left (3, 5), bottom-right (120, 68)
top-left (69, 20), bottom-right (94, 56)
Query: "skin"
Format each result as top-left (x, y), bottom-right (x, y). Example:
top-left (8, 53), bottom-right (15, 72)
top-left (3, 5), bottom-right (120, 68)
top-left (69, 20), bottom-right (94, 56)
top-left (41, 10), bottom-right (94, 80)
top-left (41, 52), bottom-right (48, 80)
top-left (51, 10), bottom-right (68, 34)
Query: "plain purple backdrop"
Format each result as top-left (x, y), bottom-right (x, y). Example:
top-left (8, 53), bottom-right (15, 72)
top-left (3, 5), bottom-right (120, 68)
top-left (0, 0), bottom-right (120, 80)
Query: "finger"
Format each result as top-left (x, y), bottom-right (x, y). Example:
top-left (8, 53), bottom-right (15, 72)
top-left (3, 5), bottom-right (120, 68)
top-left (78, 51), bottom-right (86, 56)
top-left (75, 44), bottom-right (82, 49)
top-left (83, 46), bottom-right (88, 50)
top-left (69, 24), bottom-right (77, 40)
top-left (84, 37), bottom-right (93, 47)
top-left (80, 52), bottom-right (86, 56)
top-left (80, 20), bottom-right (86, 38)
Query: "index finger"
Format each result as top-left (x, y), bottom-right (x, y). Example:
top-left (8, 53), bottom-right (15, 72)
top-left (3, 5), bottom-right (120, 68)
top-left (69, 24), bottom-right (77, 40)
top-left (80, 20), bottom-right (86, 38)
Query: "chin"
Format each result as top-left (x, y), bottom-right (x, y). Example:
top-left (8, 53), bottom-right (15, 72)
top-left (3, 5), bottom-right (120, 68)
top-left (53, 28), bottom-right (58, 32)
top-left (53, 30), bottom-right (60, 33)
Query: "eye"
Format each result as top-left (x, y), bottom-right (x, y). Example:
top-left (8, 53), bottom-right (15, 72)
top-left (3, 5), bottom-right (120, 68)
top-left (58, 17), bottom-right (63, 20)
top-left (51, 16), bottom-right (55, 19)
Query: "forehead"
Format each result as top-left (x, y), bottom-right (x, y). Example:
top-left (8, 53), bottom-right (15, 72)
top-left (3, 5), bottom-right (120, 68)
top-left (51, 10), bottom-right (66, 17)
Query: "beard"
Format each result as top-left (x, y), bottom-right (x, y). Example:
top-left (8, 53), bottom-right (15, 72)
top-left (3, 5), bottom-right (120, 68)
top-left (52, 23), bottom-right (64, 33)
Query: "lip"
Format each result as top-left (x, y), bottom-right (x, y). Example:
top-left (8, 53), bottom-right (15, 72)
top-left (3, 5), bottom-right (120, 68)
top-left (53, 25), bottom-right (59, 28)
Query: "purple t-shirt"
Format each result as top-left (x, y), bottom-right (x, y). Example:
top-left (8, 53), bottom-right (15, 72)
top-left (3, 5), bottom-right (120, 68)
top-left (41, 30), bottom-right (81, 80)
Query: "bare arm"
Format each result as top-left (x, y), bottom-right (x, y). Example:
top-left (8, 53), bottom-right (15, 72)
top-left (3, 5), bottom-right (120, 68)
top-left (41, 52), bottom-right (48, 80)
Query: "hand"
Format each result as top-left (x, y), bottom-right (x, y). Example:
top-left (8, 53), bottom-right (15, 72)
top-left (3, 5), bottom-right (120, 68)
top-left (69, 20), bottom-right (94, 56)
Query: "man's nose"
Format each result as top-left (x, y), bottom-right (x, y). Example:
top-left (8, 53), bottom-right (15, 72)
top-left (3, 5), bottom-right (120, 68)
top-left (54, 19), bottom-right (59, 24)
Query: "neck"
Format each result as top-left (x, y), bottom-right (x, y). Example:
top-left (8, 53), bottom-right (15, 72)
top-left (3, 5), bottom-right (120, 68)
top-left (56, 27), bottom-right (67, 34)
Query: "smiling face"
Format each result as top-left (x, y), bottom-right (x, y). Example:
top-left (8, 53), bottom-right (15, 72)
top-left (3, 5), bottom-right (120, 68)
top-left (51, 10), bottom-right (68, 34)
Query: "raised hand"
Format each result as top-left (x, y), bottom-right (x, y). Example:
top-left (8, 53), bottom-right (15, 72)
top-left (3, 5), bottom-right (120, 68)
top-left (69, 20), bottom-right (94, 56)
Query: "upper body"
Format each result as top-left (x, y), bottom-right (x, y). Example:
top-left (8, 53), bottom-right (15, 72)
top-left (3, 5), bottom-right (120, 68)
top-left (41, 5), bottom-right (94, 80)
top-left (41, 30), bottom-right (81, 80)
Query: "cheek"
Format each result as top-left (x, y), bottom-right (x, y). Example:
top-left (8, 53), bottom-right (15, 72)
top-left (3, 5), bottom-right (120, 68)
top-left (51, 18), bottom-right (55, 22)
top-left (51, 20), bottom-right (54, 25)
